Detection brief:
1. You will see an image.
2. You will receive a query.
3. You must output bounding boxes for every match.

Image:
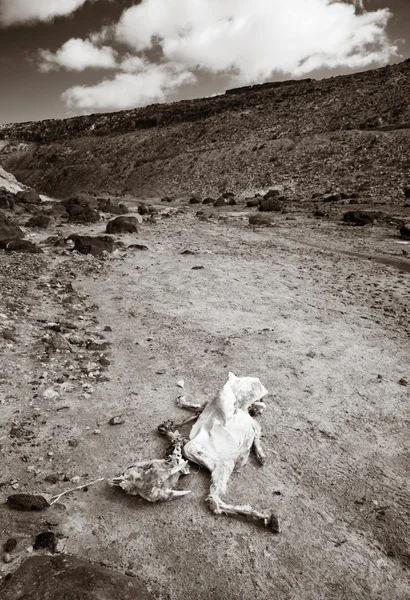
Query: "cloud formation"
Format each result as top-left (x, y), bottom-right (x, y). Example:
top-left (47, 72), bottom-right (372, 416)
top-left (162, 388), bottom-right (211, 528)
top-left (30, 0), bottom-right (397, 113)
top-left (62, 63), bottom-right (195, 111)
top-left (0, 0), bottom-right (93, 26)
top-left (38, 38), bottom-right (117, 72)
top-left (116, 0), bottom-right (396, 80)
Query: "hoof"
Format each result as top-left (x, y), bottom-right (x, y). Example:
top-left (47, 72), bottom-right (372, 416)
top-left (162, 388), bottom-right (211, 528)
top-left (268, 514), bottom-right (280, 533)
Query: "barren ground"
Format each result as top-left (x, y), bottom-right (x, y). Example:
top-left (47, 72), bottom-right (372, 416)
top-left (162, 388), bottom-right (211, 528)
top-left (1, 203), bottom-right (409, 599)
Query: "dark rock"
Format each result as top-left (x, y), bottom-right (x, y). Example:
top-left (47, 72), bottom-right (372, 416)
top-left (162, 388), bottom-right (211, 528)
top-left (227, 198), bottom-right (237, 205)
top-left (246, 198), bottom-right (260, 207)
top-left (311, 192), bottom-right (323, 199)
top-left (264, 189), bottom-right (280, 199)
top-left (213, 197), bottom-right (227, 207)
top-left (97, 198), bottom-right (128, 215)
top-left (259, 197), bottom-right (282, 212)
top-left (404, 188), bottom-right (410, 199)
top-left (0, 189), bottom-right (16, 210)
top-left (16, 190), bottom-right (41, 205)
top-left (343, 211), bottom-right (374, 226)
top-left (350, 192), bottom-right (360, 199)
top-left (3, 239), bottom-right (43, 253)
top-left (6, 493), bottom-right (51, 511)
top-left (128, 243), bottom-right (148, 250)
top-left (137, 204), bottom-right (157, 215)
top-left (189, 196), bottom-right (201, 204)
top-left (106, 216), bottom-right (140, 234)
top-left (313, 209), bottom-right (327, 218)
top-left (400, 223), bottom-right (410, 239)
top-left (323, 194), bottom-right (342, 203)
top-left (68, 235), bottom-right (114, 256)
top-left (26, 214), bottom-right (52, 229)
top-left (161, 196), bottom-right (174, 203)
top-left (349, 198), bottom-right (359, 205)
top-left (0, 212), bottom-right (24, 242)
top-left (109, 416), bottom-right (125, 425)
top-left (249, 214), bottom-right (275, 226)
top-left (62, 196), bottom-right (100, 223)
top-left (0, 555), bottom-right (155, 600)
top-left (3, 539), bottom-right (17, 553)
top-left (33, 532), bottom-right (56, 553)
top-left (222, 191), bottom-right (235, 199)
top-left (202, 197), bottom-right (215, 205)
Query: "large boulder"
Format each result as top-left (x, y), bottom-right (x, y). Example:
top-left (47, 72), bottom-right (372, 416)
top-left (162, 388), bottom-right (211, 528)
top-left (400, 223), bottom-right (410, 239)
top-left (106, 216), bottom-right (140, 234)
top-left (98, 198), bottom-right (129, 215)
top-left (343, 211), bottom-right (374, 226)
top-left (246, 197), bottom-right (260, 208)
top-left (249, 214), bottom-right (275, 226)
top-left (264, 189), bottom-right (280, 199)
top-left (0, 212), bottom-right (24, 242)
top-left (68, 235), bottom-right (114, 256)
top-left (259, 197), bottom-right (282, 212)
top-left (1, 239), bottom-right (43, 253)
top-left (0, 555), bottom-right (155, 600)
top-left (0, 189), bottom-right (16, 210)
top-left (16, 189), bottom-right (41, 205)
top-left (62, 195), bottom-right (100, 223)
top-left (26, 214), bottom-right (52, 229)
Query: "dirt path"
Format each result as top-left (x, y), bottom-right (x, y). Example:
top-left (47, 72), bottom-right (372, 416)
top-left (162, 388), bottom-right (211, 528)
top-left (1, 211), bottom-right (409, 599)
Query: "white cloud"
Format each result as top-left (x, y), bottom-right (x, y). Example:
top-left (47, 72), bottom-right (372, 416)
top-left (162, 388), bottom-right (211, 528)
top-left (0, 0), bottom-right (94, 26)
top-left (116, 0), bottom-right (396, 81)
top-left (38, 38), bottom-right (117, 72)
top-left (62, 63), bottom-right (196, 111)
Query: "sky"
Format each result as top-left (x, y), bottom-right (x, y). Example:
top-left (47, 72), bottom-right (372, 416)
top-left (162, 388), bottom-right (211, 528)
top-left (0, 0), bottom-right (409, 125)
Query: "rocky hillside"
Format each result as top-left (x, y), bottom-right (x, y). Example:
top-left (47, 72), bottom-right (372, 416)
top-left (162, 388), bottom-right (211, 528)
top-left (0, 60), bottom-right (409, 200)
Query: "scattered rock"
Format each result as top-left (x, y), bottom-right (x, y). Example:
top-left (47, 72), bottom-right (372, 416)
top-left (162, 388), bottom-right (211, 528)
top-left (33, 531), bottom-right (56, 553)
top-left (106, 216), bottom-right (140, 234)
top-left (249, 214), bottom-right (275, 226)
top-left (0, 212), bottom-right (24, 243)
top-left (323, 194), bottom-right (342, 203)
top-left (259, 197), bottom-right (282, 212)
top-left (3, 538), bottom-right (17, 553)
top-left (313, 209), bottom-right (327, 218)
top-left (98, 198), bottom-right (129, 215)
top-left (189, 196), bottom-right (201, 204)
top-left (343, 211), bottom-right (374, 226)
top-left (246, 198), bottom-right (260, 207)
top-left (16, 190), bottom-right (41, 205)
top-left (6, 493), bottom-right (52, 511)
top-left (109, 416), bottom-right (125, 425)
top-left (213, 197), bottom-right (227, 207)
top-left (2, 329), bottom-right (17, 342)
top-left (26, 214), bottom-right (52, 229)
top-left (192, 265), bottom-right (204, 270)
top-left (3, 239), bottom-right (43, 253)
top-left (68, 234), bottom-right (114, 256)
top-left (128, 243), bottom-right (148, 251)
top-left (398, 378), bottom-right (408, 386)
top-left (399, 223), bottom-right (410, 239)
top-left (0, 555), bottom-right (155, 600)
top-left (138, 204), bottom-right (157, 216)
top-left (404, 188), bottom-right (410, 199)
top-left (264, 189), bottom-right (280, 199)
top-left (62, 195), bottom-right (100, 223)
top-left (202, 198), bottom-right (215, 205)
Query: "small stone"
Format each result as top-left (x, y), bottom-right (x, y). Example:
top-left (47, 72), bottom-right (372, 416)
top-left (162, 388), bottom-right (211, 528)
top-left (307, 351), bottom-right (316, 358)
top-left (398, 378), bottom-right (408, 387)
top-left (43, 388), bottom-right (60, 400)
top-left (3, 539), bottom-right (17, 553)
top-left (93, 429), bottom-right (101, 435)
top-left (109, 416), bottom-right (124, 426)
top-left (177, 380), bottom-right (184, 388)
top-left (104, 326), bottom-right (112, 332)
top-left (3, 553), bottom-right (13, 564)
top-left (33, 531), bottom-right (56, 553)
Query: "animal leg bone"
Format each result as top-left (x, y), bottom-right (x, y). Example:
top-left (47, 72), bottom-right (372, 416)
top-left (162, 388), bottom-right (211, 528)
top-left (207, 462), bottom-right (279, 532)
top-left (252, 420), bottom-right (266, 465)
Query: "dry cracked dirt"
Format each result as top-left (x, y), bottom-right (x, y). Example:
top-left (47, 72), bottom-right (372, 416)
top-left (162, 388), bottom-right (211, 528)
top-left (0, 201), bottom-right (409, 599)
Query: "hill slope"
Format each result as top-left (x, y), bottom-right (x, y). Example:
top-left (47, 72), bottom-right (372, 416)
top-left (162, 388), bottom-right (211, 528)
top-left (0, 60), bottom-right (409, 199)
